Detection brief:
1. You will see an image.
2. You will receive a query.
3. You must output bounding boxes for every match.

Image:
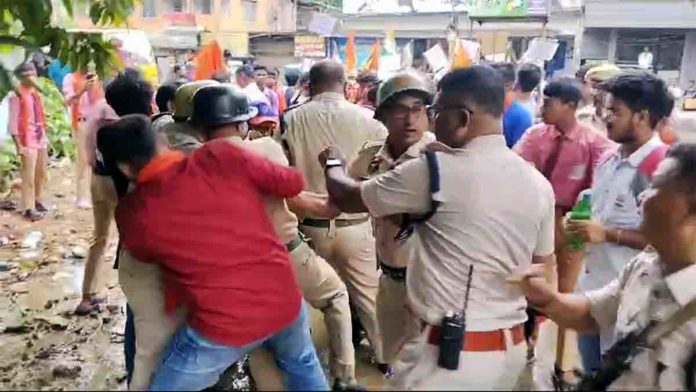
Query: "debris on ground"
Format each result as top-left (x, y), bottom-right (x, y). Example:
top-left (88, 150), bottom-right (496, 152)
top-left (52, 364), bottom-right (81, 379)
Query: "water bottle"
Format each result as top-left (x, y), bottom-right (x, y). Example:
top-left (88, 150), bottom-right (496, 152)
top-left (567, 193), bottom-right (591, 250)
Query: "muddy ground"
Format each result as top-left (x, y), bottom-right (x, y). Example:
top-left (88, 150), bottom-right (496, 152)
top-left (0, 161), bottom-right (125, 391)
top-left (0, 162), bottom-right (572, 391)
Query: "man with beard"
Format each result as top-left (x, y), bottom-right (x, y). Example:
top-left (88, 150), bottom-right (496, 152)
top-left (518, 143), bottom-right (696, 390)
top-left (566, 71), bottom-right (674, 373)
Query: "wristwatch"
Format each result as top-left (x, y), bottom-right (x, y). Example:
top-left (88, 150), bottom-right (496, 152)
top-left (325, 158), bottom-right (343, 170)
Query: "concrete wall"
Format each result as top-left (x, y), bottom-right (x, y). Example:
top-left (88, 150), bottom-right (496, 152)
top-left (584, 0), bottom-right (696, 29)
top-left (581, 28), bottom-right (611, 61)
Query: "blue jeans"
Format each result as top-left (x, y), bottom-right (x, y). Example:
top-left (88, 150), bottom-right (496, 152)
top-left (149, 304), bottom-right (328, 391)
top-left (125, 304), bottom-right (136, 385)
top-left (577, 333), bottom-right (601, 373)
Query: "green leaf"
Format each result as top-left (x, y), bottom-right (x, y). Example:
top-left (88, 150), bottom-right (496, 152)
top-left (61, 0), bottom-right (74, 18)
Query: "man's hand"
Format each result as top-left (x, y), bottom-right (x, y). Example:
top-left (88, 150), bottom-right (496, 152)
top-left (15, 145), bottom-right (26, 157)
top-left (318, 146), bottom-right (346, 169)
top-left (508, 264), bottom-right (557, 309)
top-left (567, 220), bottom-right (607, 244)
top-left (287, 191), bottom-right (341, 219)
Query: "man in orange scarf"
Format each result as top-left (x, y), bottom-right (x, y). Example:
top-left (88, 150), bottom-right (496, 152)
top-left (62, 68), bottom-right (105, 209)
top-left (8, 63), bottom-right (48, 221)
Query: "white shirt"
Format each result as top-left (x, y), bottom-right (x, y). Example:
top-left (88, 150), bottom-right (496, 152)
top-left (638, 52), bottom-right (654, 69)
top-left (360, 135), bottom-right (556, 330)
top-left (586, 249), bottom-right (696, 390)
top-left (579, 135), bottom-right (665, 292)
top-left (242, 82), bottom-right (269, 105)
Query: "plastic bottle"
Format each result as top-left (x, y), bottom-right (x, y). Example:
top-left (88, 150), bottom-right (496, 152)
top-left (568, 193), bottom-right (591, 250)
top-left (21, 230), bottom-right (43, 249)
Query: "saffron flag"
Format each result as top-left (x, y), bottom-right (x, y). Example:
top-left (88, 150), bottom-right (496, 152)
top-left (345, 33), bottom-right (357, 73)
top-left (451, 40), bottom-right (473, 70)
top-left (194, 40), bottom-right (226, 81)
top-left (362, 38), bottom-right (381, 72)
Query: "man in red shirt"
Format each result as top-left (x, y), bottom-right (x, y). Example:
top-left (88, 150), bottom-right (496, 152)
top-left (97, 114), bottom-right (328, 391)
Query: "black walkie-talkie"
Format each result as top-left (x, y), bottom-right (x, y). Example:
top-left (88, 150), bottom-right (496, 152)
top-left (438, 265), bottom-right (474, 370)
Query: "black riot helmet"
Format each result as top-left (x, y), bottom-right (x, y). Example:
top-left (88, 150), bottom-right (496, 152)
top-left (190, 85), bottom-right (258, 131)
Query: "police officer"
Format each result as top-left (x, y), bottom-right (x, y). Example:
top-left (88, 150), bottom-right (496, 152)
top-left (519, 143), bottom-right (696, 390)
top-left (319, 65), bottom-right (556, 389)
top-left (282, 60), bottom-right (388, 371)
top-left (347, 72), bottom-right (435, 364)
top-left (160, 80), bottom-right (219, 153)
top-left (190, 85), bottom-right (358, 388)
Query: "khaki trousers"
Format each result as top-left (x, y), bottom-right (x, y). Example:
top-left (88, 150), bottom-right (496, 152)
top-left (118, 250), bottom-right (186, 391)
top-left (286, 240), bottom-right (354, 381)
top-left (19, 148), bottom-right (47, 211)
top-left (300, 221), bottom-right (384, 363)
top-left (81, 175), bottom-right (118, 297)
top-left (73, 123), bottom-right (91, 201)
top-left (390, 326), bottom-right (527, 390)
top-left (377, 274), bottom-right (421, 364)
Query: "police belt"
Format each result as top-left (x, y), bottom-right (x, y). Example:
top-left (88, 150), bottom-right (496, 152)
top-left (300, 217), bottom-right (369, 228)
top-left (380, 261), bottom-right (407, 281)
top-left (285, 235), bottom-right (304, 253)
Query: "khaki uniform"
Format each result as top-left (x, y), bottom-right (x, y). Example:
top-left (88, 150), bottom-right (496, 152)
top-left (161, 120), bottom-right (203, 154)
top-left (284, 92), bottom-right (388, 363)
top-left (118, 249), bottom-right (187, 391)
top-left (82, 175), bottom-right (118, 298)
top-left (586, 248), bottom-right (696, 390)
top-left (232, 136), bottom-right (356, 383)
top-left (348, 132), bottom-right (436, 363)
top-left (360, 135), bottom-right (556, 389)
top-left (577, 104), bottom-right (607, 136)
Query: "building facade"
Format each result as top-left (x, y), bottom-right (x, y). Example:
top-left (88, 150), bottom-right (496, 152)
top-left (70, 0), bottom-right (297, 57)
top-left (581, 0), bottom-right (696, 88)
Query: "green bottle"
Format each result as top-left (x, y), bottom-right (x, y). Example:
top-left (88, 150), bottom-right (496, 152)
top-left (568, 193), bottom-right (592, 250)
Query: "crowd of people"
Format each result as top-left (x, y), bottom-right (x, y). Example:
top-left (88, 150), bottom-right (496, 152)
top-left (6, 53), bottom-right (695, 391)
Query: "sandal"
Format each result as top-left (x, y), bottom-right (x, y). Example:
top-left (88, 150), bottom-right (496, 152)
top-left (0, 200), bottom-right (17, 211)
top-left (35, 202), bottom-right (48, 213)
top-left (23, 209), bottom-right (45, 222)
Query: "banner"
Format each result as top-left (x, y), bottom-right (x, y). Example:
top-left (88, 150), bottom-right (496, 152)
top-left (294, 35), bottom-right (326, 58)
top-left (342, 0), bottom-right (547, 16)
top-left (468, 0), bottom-right (549, 18)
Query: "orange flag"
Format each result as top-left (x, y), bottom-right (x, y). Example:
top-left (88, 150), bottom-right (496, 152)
top-left (345, 33), bottom-right (357, 73)
top-left (451, 40), bottom-right (473, 70)
top-left (363, 38), bottom-right (381, 72)
top-left (194, 40), bottom-right (226, 81)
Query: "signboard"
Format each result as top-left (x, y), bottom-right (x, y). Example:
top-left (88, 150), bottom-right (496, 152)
top-left (468, 0), bottom-right (549, 18)
top-left (343, 0), bottom-right (467, 14)
top-left (343, 0), bottom-right (548, 17)
top-left (163, 12), bottom-right (197, 27)
top-left (308, 12), bottom-right (338, 36)
top-left (295, 35), bottom-right (327, 58)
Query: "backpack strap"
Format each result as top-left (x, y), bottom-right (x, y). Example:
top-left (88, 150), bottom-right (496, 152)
top-left (395, 150), bottom-right (441, 242)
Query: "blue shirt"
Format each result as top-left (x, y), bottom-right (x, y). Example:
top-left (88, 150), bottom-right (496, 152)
top-left (503, 100), bottom-right (533, 148)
